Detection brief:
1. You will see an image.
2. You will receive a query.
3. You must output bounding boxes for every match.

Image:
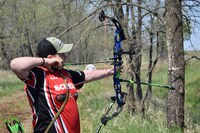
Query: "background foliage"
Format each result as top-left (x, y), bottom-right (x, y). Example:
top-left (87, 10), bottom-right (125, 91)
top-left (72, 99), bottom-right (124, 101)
top-left (0, 0), bottom-right (200, 132)
top-left (1, 0), bottom-right (199, 69)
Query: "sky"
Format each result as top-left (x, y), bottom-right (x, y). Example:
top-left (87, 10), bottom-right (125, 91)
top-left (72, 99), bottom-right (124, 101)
top-left (184, 28), bottom-right (200, 51)
top-left (183, 4), bottom-right (200, 51)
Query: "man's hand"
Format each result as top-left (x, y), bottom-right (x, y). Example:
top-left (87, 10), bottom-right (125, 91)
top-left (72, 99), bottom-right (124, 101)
top-left (110, 66), bottom-right (123, 74)
top-left (43, 58), bottom-right (63, 72)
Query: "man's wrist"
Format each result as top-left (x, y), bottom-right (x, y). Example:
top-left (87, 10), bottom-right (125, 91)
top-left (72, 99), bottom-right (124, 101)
top-left (41, 58), bottom-right (45, 66)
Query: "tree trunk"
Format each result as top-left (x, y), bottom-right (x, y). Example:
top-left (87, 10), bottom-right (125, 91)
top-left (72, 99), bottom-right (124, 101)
top-left (135, 0), bottom-right (143, 101)
top-left (164, 0), bottom-right (185, 130)
top-left (0, 43), bottom-right (10, 69)
top-left (125, 0), bottom-right (136, 114)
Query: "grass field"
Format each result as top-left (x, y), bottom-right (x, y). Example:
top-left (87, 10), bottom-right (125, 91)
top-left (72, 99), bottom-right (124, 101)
top-left (0, 56), bottom-right (199, 133)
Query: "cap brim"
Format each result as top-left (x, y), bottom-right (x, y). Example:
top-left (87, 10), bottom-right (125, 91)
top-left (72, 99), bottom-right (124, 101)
top-left (57, 43), bottom-right (74, 53)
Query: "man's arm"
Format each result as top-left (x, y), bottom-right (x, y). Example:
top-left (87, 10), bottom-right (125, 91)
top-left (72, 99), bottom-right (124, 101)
top-left (83, 69), bottom-right (114, 83)
top-left (10, 57), bottom-right (60, 79)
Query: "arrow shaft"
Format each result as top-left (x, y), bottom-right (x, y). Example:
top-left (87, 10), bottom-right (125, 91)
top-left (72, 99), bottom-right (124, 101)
top-left (64, 61), bottom-right (112, 66)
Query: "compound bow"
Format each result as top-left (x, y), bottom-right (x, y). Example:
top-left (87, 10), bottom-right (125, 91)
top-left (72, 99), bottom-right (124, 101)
top-left (96, 10), bottom-right (175, 132)
top-left (96, 10), bottom-right (129, 133)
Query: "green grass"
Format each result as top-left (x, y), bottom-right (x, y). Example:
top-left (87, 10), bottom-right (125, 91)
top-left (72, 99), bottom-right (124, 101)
top-left (78, 79), bottom-right (187, 133)
top-left (77, 59), bottom-right (200, 133)
top-left (185, 60), bottom-right (200, 125)
top-left (0, 70), bottom-right (24, 97)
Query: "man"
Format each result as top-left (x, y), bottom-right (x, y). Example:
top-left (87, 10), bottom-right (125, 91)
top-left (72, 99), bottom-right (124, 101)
top-left (10, 37), bottom-right (114, 133)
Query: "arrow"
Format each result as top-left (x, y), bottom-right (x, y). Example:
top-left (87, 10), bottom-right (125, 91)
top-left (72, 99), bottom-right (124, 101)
top-left (64, 60), bottom-right (113, 66)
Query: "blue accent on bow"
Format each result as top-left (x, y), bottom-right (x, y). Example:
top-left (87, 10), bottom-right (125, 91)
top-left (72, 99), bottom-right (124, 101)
top-left (113, 27), bottom-right (126, 107)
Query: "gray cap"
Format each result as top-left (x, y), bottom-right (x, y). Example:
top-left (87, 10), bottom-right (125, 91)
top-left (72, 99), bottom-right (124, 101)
top-left (37, 37), bottom-right (74, 57)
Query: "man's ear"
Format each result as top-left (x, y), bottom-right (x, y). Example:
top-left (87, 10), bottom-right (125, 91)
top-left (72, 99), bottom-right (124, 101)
top-left (47, 55), bottom-right (54, 58)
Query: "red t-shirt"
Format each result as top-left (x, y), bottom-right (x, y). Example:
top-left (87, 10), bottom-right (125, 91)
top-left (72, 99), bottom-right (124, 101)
top-left (22, 67), bottom-right (85, 133)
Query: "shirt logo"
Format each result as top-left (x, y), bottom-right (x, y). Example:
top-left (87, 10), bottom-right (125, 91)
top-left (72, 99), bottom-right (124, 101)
top-left (50, 76), bottom-right (58, 80)
top-left (54, 83), bottom-right (75, 91)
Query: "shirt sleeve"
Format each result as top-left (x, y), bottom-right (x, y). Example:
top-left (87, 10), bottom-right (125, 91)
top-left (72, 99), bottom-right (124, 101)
top-left (22, 67), bottom-right (44, 88)
top-left (66, 69), bottom-right (85, 89)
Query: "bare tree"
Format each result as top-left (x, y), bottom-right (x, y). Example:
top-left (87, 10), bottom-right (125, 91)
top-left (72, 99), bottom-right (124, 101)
top-left (134, 0), bottom-right (143, 102)
top-left (0, 0), bottom-right (105, 69)
top-left (125, 0), bottom-right (137, 114)
top-left (164, 0), bottom-right (185, 130)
